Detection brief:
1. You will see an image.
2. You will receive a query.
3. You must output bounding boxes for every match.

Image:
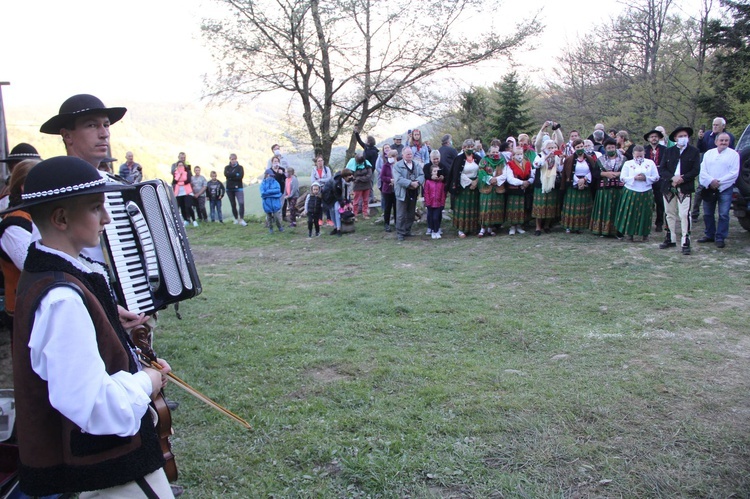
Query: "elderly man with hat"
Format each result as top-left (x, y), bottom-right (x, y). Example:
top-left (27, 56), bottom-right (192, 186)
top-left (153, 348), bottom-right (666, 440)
top-left (658, 126), bottom-right (701, 255)
top-left (0, 143), bottom-right (42, 211)
top-left (644, 129), bottom-right (667, 232)
top-left (390, 134), bottom-right (405, 161)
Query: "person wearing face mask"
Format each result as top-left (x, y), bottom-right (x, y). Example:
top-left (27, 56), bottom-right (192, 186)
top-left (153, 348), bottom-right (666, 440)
top-left (583, 140), bottom-right (602, 160)
top-left (477, 141), bottom-right (507, 237)
top-left (517, 134), bottom-right (537, 163)
top-left (532, 140), bottom-right (564, 235)
top-left (505, 146), bottom-right (535, 235)
top-left (590, 138), bottom-right (625, 237)
top-left (379, 150), bottom-right (398, 232)
top-left (449, 139), bottom-right (483, 238)
top-left (644, 129), bottom-right (667, 232)
top-left (561, 139), bottom-right (600, 233)
top-left (658, 126), bottom-right (701, 255)
top-left (615, 145), bottom-right (660, 241)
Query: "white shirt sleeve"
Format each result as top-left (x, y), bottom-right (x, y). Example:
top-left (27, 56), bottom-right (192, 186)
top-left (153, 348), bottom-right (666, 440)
top-left (0, 225), bottom-right (32, 270)
top-left (29, 287), bottom-right (153, 437)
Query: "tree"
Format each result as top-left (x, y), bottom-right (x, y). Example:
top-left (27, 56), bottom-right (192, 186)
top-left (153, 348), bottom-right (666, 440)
top-left (487, 72), bottom-right (533, 140)
top-left (701, 0), bottom-right (750, 126)
top-left (201, 0), bottom-right (538, 164)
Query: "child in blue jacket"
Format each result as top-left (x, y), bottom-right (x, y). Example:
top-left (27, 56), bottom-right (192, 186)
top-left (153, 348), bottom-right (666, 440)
top-left (260, 168), bottom-right (284, 233)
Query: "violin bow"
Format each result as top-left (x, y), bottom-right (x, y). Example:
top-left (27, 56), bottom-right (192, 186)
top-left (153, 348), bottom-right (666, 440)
top-left (132, 325), bottom-right (252, 430)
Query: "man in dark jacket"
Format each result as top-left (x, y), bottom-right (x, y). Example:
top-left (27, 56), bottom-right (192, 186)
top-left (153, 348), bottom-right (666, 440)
top-left (644, 129), bottom-right (668, 232)
top-left (658, 126), bottom-right (701, 255)
top-left (438, 134), bottom-right (458, 210)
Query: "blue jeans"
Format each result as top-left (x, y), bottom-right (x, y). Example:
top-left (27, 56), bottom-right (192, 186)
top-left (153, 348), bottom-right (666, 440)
top-left (210, 198), bottom-right (223, 222)
top-left (333, 202), bottom-right (342, 229)
top-left (703, 187), bottom-right (733, 242)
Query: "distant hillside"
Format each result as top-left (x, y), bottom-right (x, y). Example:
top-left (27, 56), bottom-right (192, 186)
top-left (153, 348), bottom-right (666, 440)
top-left (5, 100), bottom-right (313, 183)
top-left (5, 100), bottom-right (438, 184)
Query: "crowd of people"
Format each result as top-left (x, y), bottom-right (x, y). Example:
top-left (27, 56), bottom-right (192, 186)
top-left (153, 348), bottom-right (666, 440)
top-left (251, 119), bottom-right (740, 251)
top-left (0, 91), bottom-right (742, 497)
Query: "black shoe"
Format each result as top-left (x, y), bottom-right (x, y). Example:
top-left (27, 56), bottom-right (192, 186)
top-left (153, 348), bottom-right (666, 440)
top-left (534, 230), bottom-right (542, 236)
top-left (165, 398), bottom-right (179, 411)
top-left (397, 235), bottom-right (405, 241)
top-left (682, 245), bottom-right (691, 255)
top-left (654, 225), bottom-right (662, 232)
top-left (716, 240), bottom-right (726, 248)
top-left (385, 225), bottom-right (391, 232)
top-left (697, 237), bottom-right (714, 243)
top-left (659, 242), bottom-right (676, 249)
top-left (330, 228), bottom-right (338, 235)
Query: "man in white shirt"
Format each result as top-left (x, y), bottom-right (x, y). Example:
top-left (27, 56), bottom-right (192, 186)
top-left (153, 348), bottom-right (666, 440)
top-left (697, 133), bottom-right (740, 248)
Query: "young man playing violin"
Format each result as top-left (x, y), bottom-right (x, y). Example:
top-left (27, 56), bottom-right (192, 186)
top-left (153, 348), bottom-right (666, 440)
top-left (10, 156), bottom-right (175, 498)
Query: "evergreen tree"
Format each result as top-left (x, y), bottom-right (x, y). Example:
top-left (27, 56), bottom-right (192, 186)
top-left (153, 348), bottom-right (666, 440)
top-left (487, 72), bottom-right (533, 140)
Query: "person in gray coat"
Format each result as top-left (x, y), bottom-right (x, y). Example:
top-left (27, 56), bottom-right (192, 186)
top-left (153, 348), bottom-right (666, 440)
top-left (392, 147), bottom-right (425, 241)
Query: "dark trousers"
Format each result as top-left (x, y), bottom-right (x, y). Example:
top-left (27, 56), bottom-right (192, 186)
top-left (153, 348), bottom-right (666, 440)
top-left (652, 181), bottom-right (664, 228)
top-left (307, 216), bottom-right (320, 235)
top-left (209, 198), bottom-right (223, 222)
top-left (287, 197), bottom-right (298, 224)
top-left (691, 184), bottom-right (704, 219)
top-left (177, 195), bottom-right (195, 222)
top-left (194, 195), bottom-right (208, 221)
top-left (396, 196), bottom-right (418, 236)
top-left (227, 188), bottom-right (245, 219)
top-left (382, 192), bottom-right (396, 225)
top-left (426, 206), bottom-right (444, 232)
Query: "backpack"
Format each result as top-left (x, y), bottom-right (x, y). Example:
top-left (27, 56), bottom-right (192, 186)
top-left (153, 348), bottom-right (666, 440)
top-left (321, 177), bottom-right (336, 205)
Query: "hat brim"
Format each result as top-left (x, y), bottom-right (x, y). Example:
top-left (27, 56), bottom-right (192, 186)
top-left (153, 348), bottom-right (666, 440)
top-left (643, 129), bottom-right (664, 141)
top-left (0, 182), bottom-right (133, 216)
top-left (40, 107), bottom-right (127, 134)
top-left (668, 126), bottom-right (693, 143)
top-left (0, 153), bottom-right (42, 163)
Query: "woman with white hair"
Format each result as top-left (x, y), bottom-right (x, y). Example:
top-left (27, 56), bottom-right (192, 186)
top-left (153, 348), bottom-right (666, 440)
top-left (531, 139), bottom-right (564, 235)
top-left (449, 138), bottom-right (483, 238)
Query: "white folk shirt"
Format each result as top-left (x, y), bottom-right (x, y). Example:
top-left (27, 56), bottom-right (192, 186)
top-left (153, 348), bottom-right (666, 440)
top-left (621, 159), bottom-right (659, 192)
top-left (699, 147), bottom-right (740, 192)
top-left (28, 241), bottom-right (153, 437)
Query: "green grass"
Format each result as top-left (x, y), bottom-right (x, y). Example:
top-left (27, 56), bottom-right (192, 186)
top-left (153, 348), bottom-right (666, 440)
top-left (155, 215), bottom-right (750, 497)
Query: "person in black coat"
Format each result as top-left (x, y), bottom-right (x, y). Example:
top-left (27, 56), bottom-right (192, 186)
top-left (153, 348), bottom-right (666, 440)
top-left (658, 126), bottom-right (701, 254)
top-left (644, 129), bottom-right (668, 232)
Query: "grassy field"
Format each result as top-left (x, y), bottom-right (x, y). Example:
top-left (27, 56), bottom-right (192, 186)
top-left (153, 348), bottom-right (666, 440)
top-left (1, 213), bottom-right (748, 497)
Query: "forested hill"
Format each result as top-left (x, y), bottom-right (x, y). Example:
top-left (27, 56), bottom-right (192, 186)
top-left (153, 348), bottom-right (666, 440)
top-left (4, 99), bottom-right (323, 183)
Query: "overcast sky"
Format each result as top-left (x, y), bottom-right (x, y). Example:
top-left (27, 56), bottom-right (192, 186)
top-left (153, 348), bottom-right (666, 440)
top-left (1, 0), bottom-right (707, 111)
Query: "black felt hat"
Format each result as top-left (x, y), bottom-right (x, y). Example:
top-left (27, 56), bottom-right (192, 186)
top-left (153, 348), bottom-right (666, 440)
top-left (668, 126), bottom-right (693, 142)
top-left (643, 129), bottom-right (664, 141)
top-left (40, 94), bottom-right (127, 134)
top-left (5, 156), bottom-right (132, 213)
top-left (0, 143), bottom-right (41, 163)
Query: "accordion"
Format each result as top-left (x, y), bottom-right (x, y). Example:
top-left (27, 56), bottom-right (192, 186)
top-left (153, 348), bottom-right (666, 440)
top-left (102, 179), bottom-right (201, 315)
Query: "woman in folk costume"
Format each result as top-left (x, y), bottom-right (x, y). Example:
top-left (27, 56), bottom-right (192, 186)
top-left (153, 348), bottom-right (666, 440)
top-left (531, 139), bottom-right (564, 235)
top-left (504, 146), bottom-right (535, 235)
top-left (615, 145), bottom-right (660, 241)
top-left (590, 138), bottom-right (625, 237)
top-left (449, 138), bottom-right (483, 238)
top-left (477, 141), bottom-right (507, 237)
top-left (561, 139), bottom-right (600, 233)
top-left (518, 133), bottom-right (537, 164)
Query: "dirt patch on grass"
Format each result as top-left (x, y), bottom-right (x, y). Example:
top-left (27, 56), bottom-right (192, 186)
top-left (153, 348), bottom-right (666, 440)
top-left (306, 366), bottom-right (353, 383)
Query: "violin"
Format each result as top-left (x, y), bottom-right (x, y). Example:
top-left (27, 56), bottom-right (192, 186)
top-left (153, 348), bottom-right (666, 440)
top-left (132, 325), bottom-right (178, 482)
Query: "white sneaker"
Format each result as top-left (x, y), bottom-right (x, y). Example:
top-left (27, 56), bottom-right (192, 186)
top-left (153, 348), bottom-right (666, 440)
top-left (509, 226), bottom-right (516, 235)
top-left (426, 229), bottom-right (432, 235)
top-left (516, 227), bottom-right (526, 234)
top-left (183, 220), bottom-right (188, 227)
top-left (192, 220), bottom-right (198, 227)
top-left (239, 219), bottom-right (248, 226)
top-left (233, 218), bottom-right (239, 225)
top-left (435, 232), bottom-right (442, 239)
top-left (431, 232), bottom-right (437, 239)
